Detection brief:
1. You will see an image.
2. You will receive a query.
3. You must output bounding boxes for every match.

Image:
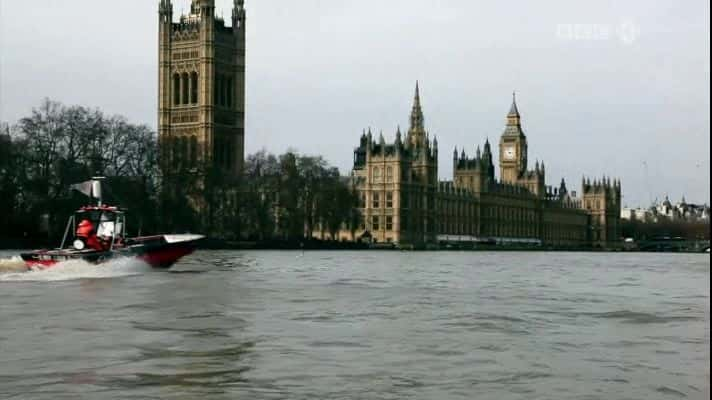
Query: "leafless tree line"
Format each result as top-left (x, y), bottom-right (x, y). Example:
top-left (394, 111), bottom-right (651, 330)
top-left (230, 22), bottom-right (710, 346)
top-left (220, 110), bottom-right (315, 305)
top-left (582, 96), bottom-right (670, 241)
top-left (1, 99), bottom-right (160, 243)
top-left (1, 99), bottom-right (359, 245)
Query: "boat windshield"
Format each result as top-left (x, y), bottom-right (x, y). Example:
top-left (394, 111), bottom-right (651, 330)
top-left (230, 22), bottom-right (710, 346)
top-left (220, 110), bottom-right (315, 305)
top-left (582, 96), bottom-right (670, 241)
top-left (97, 212), bottom-right (118, 238)
top-left (75, 210), bottom-right (120, 238)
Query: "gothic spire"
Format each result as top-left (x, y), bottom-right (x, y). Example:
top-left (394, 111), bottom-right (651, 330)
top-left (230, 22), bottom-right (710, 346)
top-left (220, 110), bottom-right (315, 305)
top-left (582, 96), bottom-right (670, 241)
top-left (508, 91), bottom-right (520, 117)
top-left (414, 80), bottom-right (421, 108)
top-left (410, 80), bottom-right (424, 131)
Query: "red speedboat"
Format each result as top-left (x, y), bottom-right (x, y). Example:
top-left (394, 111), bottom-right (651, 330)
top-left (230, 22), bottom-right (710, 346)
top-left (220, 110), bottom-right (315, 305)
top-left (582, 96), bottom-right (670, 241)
top-left (21, 180), bottom-right (204, 270)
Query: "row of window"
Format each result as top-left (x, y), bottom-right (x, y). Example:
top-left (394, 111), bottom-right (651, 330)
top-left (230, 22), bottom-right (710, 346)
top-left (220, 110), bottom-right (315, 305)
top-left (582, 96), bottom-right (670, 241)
top-left (585, 200), bottom-right (603, 210)
top-left (370, 215), bottom-right (394, 231)
top-left (480, 206), bottom-right (537, 222)
top-left (214, 74), bottom-right (235, 108)
top-left (361, 191), bottom-right (429, 210)
top-left (168, 136), bottom-right (236, 171)
top-left (214, 137), bottom-right (236, 170)
top-left (362, 212), bottom-right (587, 241)
top-left (372, 166), bottom-right (395, 182)
top-left (542, 225), bottom-right (586, 241)
top-left (172, 72), bottom-right (236, 108)
top-left (173, 72), bottom-right (199, 105)
top-left (365, 192), bottom-right (539, 224)
top-left (368, 192), bottom-right (394, 209)
top-left (170, 136), bottom-right (199, 168)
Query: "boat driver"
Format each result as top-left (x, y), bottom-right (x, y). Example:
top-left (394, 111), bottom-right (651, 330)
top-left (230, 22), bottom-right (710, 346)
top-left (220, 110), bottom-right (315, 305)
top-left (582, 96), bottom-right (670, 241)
top-left (76, 219), bottom-right (105, 251)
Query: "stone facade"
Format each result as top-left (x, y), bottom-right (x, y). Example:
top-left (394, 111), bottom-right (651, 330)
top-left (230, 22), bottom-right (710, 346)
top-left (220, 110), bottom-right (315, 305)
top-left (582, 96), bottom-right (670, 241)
top-left (158, 0), bottom-right (246, 177)
top-left (349, 83), bottom-right (622, 249)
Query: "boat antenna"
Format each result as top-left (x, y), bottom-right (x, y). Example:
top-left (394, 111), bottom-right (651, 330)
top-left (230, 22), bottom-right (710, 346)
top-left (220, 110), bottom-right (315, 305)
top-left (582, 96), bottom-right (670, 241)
top-left (91, 176), bottom-right (106, 207)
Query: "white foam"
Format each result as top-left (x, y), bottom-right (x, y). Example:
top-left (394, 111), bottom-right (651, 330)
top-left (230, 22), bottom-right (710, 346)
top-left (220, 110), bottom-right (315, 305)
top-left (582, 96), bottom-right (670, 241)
top-left (0, 256), bottom-right (150, 282)
top-left (0, 256), bottom-right (26, 273)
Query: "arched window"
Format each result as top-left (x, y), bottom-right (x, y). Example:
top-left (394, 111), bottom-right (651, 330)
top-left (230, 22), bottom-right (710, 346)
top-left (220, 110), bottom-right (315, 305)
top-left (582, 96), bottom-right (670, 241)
top-left (214, 75), bottom-right (220, 105)
top-left (226, 76), bottom-right (233, 108)
top-left (219, 76), bottom-right (226, 106)
top-left (180, 137), bottom-right (188, 168)
top-left (190, 72), bottom-right (199, 104)
top-left (224, 143), bottom-right (229, 169)
top-left (173, 74), bottom-right (181, 105)
top-left (172, 137), bottom-right (180, 169)
top-left (214, 138), bottom-right (223, 167)
top-left (373, 166), bottom-right (381, 181)
top-left (190, 136), bottom-right (198, 167)
top-left (181, 73), bottom-right (190, 105)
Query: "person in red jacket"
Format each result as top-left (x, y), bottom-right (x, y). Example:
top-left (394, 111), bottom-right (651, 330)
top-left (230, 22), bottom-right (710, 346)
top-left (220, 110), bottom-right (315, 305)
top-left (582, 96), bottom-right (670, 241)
top-left (76, 219), bottom-right (103, 251)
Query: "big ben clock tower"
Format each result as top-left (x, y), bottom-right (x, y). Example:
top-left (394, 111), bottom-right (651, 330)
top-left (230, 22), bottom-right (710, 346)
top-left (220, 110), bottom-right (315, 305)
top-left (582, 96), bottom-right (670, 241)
top-left (499, 93), bottom-right (528, 184)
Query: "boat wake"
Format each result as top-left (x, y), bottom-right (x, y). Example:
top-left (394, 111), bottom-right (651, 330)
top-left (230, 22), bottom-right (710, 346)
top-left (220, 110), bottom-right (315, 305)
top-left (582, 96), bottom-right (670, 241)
top-left (0, 256), bottom-right (26, 273)
top-left (0, 256), bottom-right (150, 282)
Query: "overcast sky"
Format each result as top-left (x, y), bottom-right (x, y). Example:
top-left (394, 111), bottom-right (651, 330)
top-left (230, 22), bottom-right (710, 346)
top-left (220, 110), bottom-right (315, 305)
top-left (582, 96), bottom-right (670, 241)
top-left (1, 0), bottom-right (709, 206)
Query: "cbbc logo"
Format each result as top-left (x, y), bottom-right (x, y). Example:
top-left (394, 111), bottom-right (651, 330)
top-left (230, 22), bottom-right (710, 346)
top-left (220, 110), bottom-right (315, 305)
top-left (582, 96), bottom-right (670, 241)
top-left (557, 20), bottom-right (640, 45)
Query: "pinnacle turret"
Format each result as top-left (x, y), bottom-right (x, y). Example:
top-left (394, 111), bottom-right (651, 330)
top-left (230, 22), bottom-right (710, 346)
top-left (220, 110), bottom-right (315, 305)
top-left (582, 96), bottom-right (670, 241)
top-left (406, 81), bottom-right (428, 149)
top-left (483, 139), bottom-right (492, 157)
top-left (159, 0), bottom-right (173, 22)
top-left (409, 81), bottom-right (424, 131)
top-left (559, 178), bottom-right (568, 197)
top-left (159, 0), bottom-right (173, 12)
top-left (232, 0), bottom-right (246, 23)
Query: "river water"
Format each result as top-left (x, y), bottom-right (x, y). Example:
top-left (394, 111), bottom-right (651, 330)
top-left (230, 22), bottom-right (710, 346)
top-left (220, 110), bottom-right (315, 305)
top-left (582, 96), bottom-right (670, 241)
top-left (0, 250), bottom-right (709, 399)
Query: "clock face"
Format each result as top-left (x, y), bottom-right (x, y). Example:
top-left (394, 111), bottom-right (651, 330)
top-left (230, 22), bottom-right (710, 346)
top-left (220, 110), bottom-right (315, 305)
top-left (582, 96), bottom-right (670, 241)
top-left (504, 146), bottom-right (516, 160)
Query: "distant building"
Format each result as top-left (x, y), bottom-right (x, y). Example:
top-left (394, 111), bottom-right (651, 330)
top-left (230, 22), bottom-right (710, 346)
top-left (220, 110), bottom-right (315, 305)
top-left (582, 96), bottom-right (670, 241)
top-left (651, 196), bottom-right (710, 222)
top-left (621, 207), bottom-right (653, 222)
top-left (338, 83), bottom-right (622, 248)
top-left (157, 0), bottom-right (246, 231)
top-left (158, 0), bottom-right (246, 176)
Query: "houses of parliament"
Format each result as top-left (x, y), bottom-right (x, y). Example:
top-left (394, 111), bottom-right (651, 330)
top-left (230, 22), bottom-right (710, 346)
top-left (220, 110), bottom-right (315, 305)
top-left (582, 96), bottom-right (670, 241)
top-left (157, 1), bottom-right (622, 248)
top-left (350, 83), bottom-right (621, 249)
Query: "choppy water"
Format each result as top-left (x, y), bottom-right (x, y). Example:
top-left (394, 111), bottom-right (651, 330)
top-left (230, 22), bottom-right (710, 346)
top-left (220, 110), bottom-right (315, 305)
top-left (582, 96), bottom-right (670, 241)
top-left (0, 250), bottom-right (709, 399)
